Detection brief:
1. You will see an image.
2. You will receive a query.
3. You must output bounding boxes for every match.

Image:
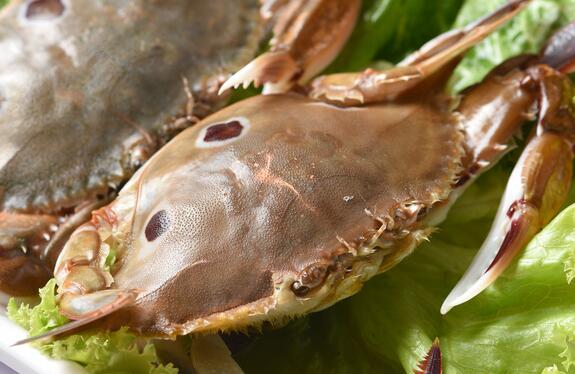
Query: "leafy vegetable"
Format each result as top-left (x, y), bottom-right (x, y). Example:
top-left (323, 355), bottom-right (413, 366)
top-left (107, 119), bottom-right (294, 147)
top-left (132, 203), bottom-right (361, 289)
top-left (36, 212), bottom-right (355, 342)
top-left (7, 280), bottom-right (177, 374)
top-left (451, 0), bottom-right (575, 91)
top-left (7, 279), bottom-right (69, 337)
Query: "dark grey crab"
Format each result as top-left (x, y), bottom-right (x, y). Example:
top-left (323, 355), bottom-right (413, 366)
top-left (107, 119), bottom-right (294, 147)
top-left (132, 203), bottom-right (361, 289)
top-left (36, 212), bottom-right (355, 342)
top-left (0, 0), bottom-right (267, 295)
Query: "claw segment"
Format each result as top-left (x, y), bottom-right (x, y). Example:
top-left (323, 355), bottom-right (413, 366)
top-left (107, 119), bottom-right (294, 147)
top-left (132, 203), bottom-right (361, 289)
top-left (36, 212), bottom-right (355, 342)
top-left (220, 0), bottom-right (361, 95)
top-left (416, 338), bottom-right (442, 374)
top-left (441, 133), bottom-right (573, 314)
top-left (218, 51), bottom-right (300, 95)
top-left (191, 334), bottom-right (244, 374)
top-left (13, 289), bottom-right (138, 346)
top-left (310, 0), bottom-right (530, 105)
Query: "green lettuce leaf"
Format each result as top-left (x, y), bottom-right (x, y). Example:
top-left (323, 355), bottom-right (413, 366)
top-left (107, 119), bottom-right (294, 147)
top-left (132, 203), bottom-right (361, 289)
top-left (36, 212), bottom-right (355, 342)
top-left (7, 280), bottom-right (177, 374)
top-left (451, 0), bottom-right (575, 91)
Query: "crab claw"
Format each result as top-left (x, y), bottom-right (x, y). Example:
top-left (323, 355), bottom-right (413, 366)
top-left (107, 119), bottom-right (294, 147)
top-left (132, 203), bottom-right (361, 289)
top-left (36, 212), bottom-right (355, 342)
top-left (441, 18), bottom-right (575, 312)
top-left (218, 51), bottom-right (300, 95)
top-left (219, 0), bottom-right (361, 95)
top-left (442, 137), bottom-right (572, 314)
top-left (416, 338), bottom-right (442, 374)
top-left (13, 289), bottom-right (138, 346)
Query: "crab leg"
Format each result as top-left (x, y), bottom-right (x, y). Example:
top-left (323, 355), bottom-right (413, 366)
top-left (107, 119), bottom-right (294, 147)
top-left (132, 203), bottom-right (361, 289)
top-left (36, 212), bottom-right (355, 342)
top-left (219, 0), bottom-right (361, 94)
top-left (309, 0), bottom-right (530, 105)
top-left (191, 335), bottom-right (244, 374)
top-left (441, 28), bottom-right (575, 313)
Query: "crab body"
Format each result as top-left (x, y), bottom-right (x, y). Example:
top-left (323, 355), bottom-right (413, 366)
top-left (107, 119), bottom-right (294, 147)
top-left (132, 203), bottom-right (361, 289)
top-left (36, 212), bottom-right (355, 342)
top-left (0, 0), bottom-right (264, 294)
top-left (90, 93), bottom-right (462, 335)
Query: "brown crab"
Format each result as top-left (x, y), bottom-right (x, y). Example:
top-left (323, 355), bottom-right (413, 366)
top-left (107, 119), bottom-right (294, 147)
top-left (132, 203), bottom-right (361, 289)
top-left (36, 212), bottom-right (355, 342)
top-left (20, 0), bottom-right (575, 354)
top-left (0, 0), bottom-right (273, 296)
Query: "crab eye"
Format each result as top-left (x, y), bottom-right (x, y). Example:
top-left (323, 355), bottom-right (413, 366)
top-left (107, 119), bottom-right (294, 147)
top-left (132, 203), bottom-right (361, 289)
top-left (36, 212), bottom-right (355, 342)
top-left (25, 0), bottom-right (65, 20)
top-left (290, 281), bottom-right (310, 297)
top-left (145, 210), bottom-right (171, 242)
top-left (204, 120), bottom-right (243, 142)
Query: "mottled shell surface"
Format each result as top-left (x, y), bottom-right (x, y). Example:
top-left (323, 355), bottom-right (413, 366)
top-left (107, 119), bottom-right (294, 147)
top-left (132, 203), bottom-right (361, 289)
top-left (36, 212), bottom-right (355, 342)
top-left (108, 94), bottom-right (464, 335)
top-left (0, 0), bottom-right (263, 213)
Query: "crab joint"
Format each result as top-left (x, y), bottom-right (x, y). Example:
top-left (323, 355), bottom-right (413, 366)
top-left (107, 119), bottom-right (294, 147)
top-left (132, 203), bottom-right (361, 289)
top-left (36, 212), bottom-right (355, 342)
top-left (291, 253), bottom-right (354, 297)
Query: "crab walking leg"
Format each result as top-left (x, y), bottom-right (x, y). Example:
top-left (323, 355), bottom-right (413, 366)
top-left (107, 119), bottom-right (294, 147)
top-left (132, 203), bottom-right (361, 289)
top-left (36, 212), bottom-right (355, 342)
top-left (219, 0), bottom-right (361, 94)
top-left (441, 65), bottom-right (575, 314)
top-left (540, 22), bottom-right (575, 74)
top-left (309, 0), bottom-right (530, 105)
top-left (191, 335), bottom-right (244, 374)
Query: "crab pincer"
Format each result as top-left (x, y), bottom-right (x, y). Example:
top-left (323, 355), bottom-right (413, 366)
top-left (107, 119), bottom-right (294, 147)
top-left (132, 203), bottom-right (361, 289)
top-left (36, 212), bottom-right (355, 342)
top-left (219, 0), bottom-right (362, 94)
top-left (441, 21), bottom-right (575, 313)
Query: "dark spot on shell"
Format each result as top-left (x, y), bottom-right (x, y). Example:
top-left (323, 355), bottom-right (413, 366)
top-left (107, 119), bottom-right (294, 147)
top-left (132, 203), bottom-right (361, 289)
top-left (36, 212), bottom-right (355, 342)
top-left (145, 210), bottom-right (170, 242)
top-left (290, 281), bottom-right (310, 297)
top-left (204, 121), bottom-right (243, 142)
top-left (25, 0), bottom-right (65, 20)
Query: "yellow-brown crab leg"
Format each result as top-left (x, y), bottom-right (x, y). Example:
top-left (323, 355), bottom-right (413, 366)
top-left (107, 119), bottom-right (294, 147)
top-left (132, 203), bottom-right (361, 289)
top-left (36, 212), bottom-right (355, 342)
top-left (309, 0), bottom-right (530, 105)
top-left (219, 0), bottom-right (361, 94)
top-left (441, 24), bottom-right (575, 313)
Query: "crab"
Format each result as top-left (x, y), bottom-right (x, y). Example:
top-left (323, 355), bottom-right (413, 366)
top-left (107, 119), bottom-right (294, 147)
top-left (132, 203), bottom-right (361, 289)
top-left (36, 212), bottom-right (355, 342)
top-left (0, 0), bottom-right (273, 295)
top-left (19, 0), bottom-right (575, 364)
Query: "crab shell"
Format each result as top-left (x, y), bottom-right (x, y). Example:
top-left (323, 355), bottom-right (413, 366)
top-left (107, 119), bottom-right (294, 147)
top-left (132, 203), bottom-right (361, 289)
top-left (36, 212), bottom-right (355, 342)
top-left (95, 93), bottom-right (464, 337)
top-left (0, 0), bottom-right (263, 213)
